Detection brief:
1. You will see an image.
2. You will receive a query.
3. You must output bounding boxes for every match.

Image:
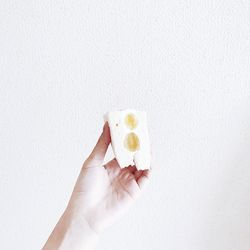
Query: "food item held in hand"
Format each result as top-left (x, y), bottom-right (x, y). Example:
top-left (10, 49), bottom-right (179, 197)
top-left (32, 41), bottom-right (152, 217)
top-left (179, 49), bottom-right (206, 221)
top-left (104, 109), bottom-right (150, 170)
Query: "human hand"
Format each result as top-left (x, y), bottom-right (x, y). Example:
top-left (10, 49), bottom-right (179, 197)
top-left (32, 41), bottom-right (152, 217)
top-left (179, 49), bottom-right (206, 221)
top-left (43, 122), bottom-right (151, 250)
top-left (68, 122), bottom-right (151, 233)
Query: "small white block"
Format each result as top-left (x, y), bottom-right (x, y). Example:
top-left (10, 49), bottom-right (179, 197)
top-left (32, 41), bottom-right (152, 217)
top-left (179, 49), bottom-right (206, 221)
top-left (104, 109), bottom-right (151, 170)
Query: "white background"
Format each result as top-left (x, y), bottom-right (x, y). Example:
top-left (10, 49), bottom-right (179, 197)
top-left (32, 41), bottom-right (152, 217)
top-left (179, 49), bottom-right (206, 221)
top-left (1, 1), bottom-right (250, 250)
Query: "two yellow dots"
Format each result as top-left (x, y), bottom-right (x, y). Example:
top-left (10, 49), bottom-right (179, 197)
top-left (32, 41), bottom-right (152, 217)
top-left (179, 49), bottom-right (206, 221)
top-left (124, 113), bottom-right (140, 152)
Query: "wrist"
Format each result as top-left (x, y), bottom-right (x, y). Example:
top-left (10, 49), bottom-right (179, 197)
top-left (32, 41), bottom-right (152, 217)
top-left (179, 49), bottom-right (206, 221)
top-left (43, 208), bottom-right (99, 250)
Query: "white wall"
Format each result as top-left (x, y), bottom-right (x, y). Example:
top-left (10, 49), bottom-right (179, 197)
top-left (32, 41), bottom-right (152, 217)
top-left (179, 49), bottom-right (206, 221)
top-left (1, 1), bottom-right (250, 249)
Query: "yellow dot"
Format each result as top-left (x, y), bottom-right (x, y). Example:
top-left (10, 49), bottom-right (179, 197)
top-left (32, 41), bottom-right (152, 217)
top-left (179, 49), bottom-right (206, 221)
top-left (124, 132), bottom-right (140, 152)
top-left (124, 113), bottom-right (138, 130)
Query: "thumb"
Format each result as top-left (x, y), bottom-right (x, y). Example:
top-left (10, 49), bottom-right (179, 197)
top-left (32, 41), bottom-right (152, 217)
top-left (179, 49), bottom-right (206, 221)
top-left (87, 122), bottom-right (111, 165)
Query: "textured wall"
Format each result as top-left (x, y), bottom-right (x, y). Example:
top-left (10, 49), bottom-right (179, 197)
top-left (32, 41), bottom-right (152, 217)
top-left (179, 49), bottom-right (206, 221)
top-left (1, 1), bottom-right (250, 250)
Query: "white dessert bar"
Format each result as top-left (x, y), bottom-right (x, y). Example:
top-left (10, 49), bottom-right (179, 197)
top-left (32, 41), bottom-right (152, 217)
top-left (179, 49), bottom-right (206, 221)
top-left (104, 109), bottom-right (150, 170)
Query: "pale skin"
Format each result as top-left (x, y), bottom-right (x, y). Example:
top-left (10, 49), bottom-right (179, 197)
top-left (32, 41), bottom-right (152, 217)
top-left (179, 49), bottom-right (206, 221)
top-left (43, 122), bottom-right (151, 250)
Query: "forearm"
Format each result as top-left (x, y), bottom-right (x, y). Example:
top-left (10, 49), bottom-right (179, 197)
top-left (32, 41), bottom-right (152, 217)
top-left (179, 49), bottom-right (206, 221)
top-left (42, 208), bottom-right (99, 250)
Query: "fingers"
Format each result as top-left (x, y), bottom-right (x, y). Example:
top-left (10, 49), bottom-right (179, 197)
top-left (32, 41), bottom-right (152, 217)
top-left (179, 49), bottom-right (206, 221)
top-left (136, 169), bottom-right (151, 190)
top-left (125, 165), bottom-right (137, 174)
top-left (87, 122), bottom-right (111, 165)
top-left (104, 158), bottom-right (119, 169)
top-left (104, 158), bottom-right (120, 177)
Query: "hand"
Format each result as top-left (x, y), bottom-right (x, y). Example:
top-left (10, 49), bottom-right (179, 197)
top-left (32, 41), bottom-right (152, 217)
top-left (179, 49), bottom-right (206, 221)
top-left (43, 122), bottom-right (151, 250)
top-left (68, 122), bottom-right (151, 233)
